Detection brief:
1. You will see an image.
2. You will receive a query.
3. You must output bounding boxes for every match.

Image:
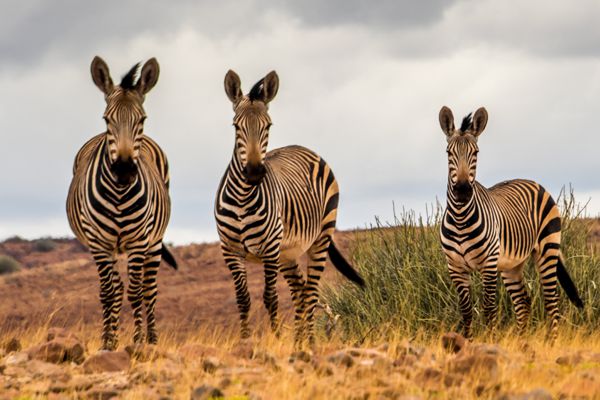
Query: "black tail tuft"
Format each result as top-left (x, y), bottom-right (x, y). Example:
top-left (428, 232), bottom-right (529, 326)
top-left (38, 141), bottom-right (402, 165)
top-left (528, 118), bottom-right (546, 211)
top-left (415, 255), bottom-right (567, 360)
top-left (161, 243), bottom-right (178, 270)
top-left (557, 255), bottom-right (583, 309)
top-left (328, 241), bottom-right (365, 288)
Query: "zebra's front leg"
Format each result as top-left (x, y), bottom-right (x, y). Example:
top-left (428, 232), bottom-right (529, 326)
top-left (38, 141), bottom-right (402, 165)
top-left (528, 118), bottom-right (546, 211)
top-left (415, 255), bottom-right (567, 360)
top-left (449, 267), bottom-right (473, 339)
top-left (304, 236), bottom-right (329, 347)
top-left (281, 261), bottom-right (306, 349)
top-left (142, 241), bottom-right (162, 344)
top-left (482, 264), bottom-right (499, 329)
top-left (127, 245), bottom-right (149, 344)
top-left (91, 249), bottom-right (122, 350)
top-left (501, 265), bottom-right (531, 334)
top-left (262, 263), bottom-right (280, 335)
top-left (222, 248), bottom-right (251, 339)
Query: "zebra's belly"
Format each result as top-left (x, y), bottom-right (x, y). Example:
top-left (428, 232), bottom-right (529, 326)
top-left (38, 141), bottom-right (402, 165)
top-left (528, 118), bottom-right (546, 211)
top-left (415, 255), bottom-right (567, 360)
top-left (496, 252), bottom-right (530, 272)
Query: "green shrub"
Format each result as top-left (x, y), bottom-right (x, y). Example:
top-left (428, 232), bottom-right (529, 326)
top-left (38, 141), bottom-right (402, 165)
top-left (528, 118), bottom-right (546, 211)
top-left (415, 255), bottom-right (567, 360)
top-left (0, 255), bottom-right (22, 275)
top-left (32, 238), bottom-right (57, 253)
top-left (322, 189), bottom-right (599, 341)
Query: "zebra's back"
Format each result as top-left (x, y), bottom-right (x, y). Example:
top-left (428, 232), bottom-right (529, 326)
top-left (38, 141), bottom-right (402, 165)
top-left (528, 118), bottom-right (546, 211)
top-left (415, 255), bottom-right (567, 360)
top-left (267, 145), bottom-right (338, 234)
top-left (486, 179), bottom-right (560, 269)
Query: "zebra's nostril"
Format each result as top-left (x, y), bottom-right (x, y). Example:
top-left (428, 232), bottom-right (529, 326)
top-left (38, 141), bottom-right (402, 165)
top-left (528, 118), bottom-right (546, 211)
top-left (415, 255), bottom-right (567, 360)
top-left (111, 157), bottom-right (138, 185)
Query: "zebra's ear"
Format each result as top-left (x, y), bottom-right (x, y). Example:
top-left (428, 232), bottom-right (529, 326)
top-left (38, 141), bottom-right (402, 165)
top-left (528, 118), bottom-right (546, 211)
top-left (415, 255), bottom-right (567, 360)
top-left (137, 58), bottom-right (160, 95)
top-left (261, 71), bottom-right (279, 104)
top-left (439, 106), bottom-right (455, 137)
top-left (224, 70), bottom-right (243, 105)
top-left (91, 56), bottom-right (114, 95)
top-left (471, 107), bottom-right (488, 137)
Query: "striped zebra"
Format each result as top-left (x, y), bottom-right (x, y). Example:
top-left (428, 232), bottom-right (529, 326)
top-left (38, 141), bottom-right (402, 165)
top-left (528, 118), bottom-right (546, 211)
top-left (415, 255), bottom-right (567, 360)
top-left (439, 106), bottom-right (583, 340)
top-left (215, 70), bottom-right (365, 347)
top-left (67, 56), bottom-right (177, 350)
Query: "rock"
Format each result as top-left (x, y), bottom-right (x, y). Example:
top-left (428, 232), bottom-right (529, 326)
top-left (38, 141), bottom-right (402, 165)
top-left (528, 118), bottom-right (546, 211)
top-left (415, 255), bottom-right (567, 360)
top-left (84, 388), bottom-right (120, 400)
top-left (25, 359), bottom-right (70, 380)
top-left (497, 388), bottom-right (553, 400)
top-left (125, 343), bottom-right (161, 362)
top-left (28, 338), bottom-right (85, 364)
top-left (556, 352), bottom-right (583, 366)
top-left (448, 353), bottom-right (498, 380)
top-left (4, 351), bottom-right (29, 365)
top-left (559, 370), bottom-right (600, 398)
top-left (326, 351), bottom-right (354, 368)
top-left (441, 332), bottom-right (466, 353)
top-left (3, 338), bottom-right (21, 353)
top-left (229, 342), bottom-right (254, 359)
top-left (397, 340), bottom-right (426, 359)
top-left (82, 351), bottom-right (130, 374)
top-left (415, 367), bottom-right (442, 386)
top-left (346, 348), bottom-right (388, 359)
top-left (289, 350), bottom-right (312, 363)
top-left (191, 384), bottom-right (224, 400)
top-left (393, 353), bottom-right (418, 368)
top-left (253, 350), bottom-right (279, 369)
top-left (202, 356), bottom-right (222, 373)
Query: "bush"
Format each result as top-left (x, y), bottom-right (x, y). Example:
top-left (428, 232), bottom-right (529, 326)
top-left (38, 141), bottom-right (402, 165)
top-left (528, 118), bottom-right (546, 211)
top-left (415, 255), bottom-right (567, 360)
top-left (322, 188), bottom-right (599, 341)
top-left (0, 255), bottom-right (22, 275)
top-left (32, 238), bottom-right (57, 253)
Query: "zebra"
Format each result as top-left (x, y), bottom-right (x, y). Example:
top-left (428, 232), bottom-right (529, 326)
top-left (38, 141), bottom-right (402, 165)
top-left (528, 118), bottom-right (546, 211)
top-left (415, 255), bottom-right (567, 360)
top-left (215, 70), bottom-right (365, 347)
top-left (439, 105), bottom-right (583, 340)
top-left (66, 56), bottom-right (177, 350)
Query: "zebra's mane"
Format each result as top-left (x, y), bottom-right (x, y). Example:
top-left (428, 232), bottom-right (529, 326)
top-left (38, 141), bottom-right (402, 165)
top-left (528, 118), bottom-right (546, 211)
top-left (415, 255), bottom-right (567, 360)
top-left (248, 78), bottom-right (265, 102)
top-left (460, 113), bottom-right (473, 133)
top-left (120, 63), bottom-right (141, 90)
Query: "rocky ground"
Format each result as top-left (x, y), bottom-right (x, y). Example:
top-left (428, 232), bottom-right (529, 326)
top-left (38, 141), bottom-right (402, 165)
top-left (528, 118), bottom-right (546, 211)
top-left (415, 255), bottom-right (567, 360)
top-left (2, 326), bottom-right (600, 399)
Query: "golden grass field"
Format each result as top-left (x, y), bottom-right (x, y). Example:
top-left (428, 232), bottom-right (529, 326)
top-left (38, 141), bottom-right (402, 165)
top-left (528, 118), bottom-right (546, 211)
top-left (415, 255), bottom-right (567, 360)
top-left (0, 219), bottom-right (599, 399)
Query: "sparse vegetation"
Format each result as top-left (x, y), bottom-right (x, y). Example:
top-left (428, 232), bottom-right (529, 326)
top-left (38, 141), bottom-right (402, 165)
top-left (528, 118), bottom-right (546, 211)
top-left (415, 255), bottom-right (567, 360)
top-left (32, 238), bottom-right (57, 252)
top-left (323, 189), bottom-right (600, 341)
top-left (0, 255), bottom-right (22, 275)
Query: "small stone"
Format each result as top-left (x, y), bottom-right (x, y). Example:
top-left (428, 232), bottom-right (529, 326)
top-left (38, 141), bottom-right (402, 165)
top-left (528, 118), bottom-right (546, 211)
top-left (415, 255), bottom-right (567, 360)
top-left (4, 351), bottom-right (29, 365)
top-left (202, 356), bottom-right (222, 373)
top-left (4, 338), bottom-right (21, 353)
top-left (441, 332), bottom-right (466, 353)
top-left (448, 353), bottom-right (498, 380)
top-left (82, 351), bottom-right (130, 374)
top-left (289, 350), bottom-right (312, 363)
top-left (326, 351), bottom-right (354, 368)
top-left (556, 352), bottom-right (583, 366)
top-left (47, 327), bottom-right (81, 342)
top-left (415, 367), bottom-right (442, 385)
top-left (191, 384), bottom-right (224, 400)
top-left (28, 338), bottom-right (85, 364)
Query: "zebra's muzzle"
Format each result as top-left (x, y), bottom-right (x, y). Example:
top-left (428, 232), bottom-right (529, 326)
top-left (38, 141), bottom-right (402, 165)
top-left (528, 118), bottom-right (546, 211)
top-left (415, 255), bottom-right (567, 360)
top-left (243, 163), bottom-right (266, 185)
top-left (453, 181), bottom-right (473, 203)
top-left (111, 157), bottom-right (138, 185)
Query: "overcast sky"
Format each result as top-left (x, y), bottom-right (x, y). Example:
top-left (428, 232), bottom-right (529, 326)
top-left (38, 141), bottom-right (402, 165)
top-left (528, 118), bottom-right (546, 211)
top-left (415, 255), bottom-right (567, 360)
top-left (1, 0), bottom-right (599, 244)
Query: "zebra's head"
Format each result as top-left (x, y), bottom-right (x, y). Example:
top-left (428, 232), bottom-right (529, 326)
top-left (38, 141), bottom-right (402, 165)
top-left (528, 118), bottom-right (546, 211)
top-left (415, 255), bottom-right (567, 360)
top-left (224, 70), bottom-right (279, 185)
top-left (90, 56), bottom-right (160, 185)
top-left (439, 106), bottom-right (488, 204)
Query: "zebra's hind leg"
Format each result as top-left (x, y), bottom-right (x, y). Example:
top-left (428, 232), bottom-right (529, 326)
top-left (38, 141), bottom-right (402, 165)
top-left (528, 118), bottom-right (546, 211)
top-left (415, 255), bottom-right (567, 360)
top-left (501, 264), bottom-right (531, 334)
top-left (91, 249), bottom-right (121, 350)
top-left (280, 261), bottom-right (306, 349)
top-left (533, 249), bottom-right (561, 342)
top-left (449, 267), bottom-right (473, 339)
top-left (142, 241), bottom-right (162, 345)
top-left (222, 247), bottom-right (252, 339)
top-left (482, 265), bottom-right (499, 329)
top-left (304, 235), bottom-right (330, 347)
top-left (262, 263), bottom-right (280, 335)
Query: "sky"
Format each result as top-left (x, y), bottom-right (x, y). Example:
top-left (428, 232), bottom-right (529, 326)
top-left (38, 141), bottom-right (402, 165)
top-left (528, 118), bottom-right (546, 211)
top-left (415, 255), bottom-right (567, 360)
top-left (1, 0), bottom-right (599, 244)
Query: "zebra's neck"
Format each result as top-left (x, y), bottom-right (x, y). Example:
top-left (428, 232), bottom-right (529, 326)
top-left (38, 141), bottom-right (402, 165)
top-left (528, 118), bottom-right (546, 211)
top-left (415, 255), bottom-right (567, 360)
top-left (226, 149), bottom-right (258, 201)
top-left (446, 180), bottom-right (479, 223)
top-left (98, 136), bottom-right (139, 193)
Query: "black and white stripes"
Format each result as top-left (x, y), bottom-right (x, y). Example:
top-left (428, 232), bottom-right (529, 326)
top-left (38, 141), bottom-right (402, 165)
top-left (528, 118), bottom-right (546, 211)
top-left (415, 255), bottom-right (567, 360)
top-left (215, 70), bottom-right (364, 348)
top-left (439, 106), bottom-right (583, 340)
top-left (66, 56), bottom-right (176, 350)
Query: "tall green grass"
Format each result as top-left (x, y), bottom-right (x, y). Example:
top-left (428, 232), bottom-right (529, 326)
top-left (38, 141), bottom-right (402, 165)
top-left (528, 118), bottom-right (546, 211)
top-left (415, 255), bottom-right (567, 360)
top-left (322, 189), bottom-right (600, 341)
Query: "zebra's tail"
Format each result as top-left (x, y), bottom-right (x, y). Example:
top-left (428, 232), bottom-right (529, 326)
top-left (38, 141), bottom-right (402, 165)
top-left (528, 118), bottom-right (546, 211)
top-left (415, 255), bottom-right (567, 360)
top-left (328, 241), bottom-right (365, 288)
top-left (557, 254), bottom-right (583, 308)
top-left (161, 243), bottom-right (178, 270)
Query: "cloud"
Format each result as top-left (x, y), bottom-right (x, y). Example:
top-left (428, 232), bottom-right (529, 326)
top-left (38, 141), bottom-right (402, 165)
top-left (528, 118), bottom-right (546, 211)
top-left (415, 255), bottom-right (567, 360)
top-left (0, 1), bottom-right (599, 244)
